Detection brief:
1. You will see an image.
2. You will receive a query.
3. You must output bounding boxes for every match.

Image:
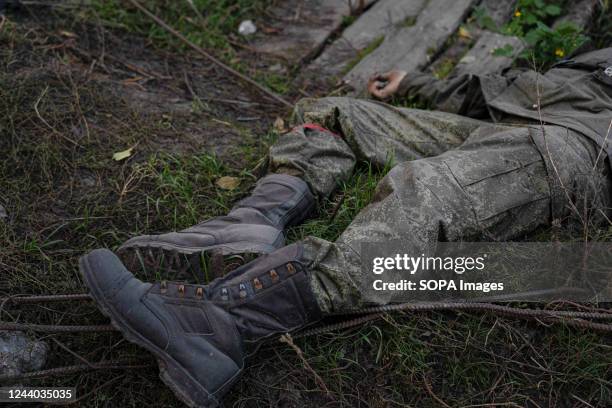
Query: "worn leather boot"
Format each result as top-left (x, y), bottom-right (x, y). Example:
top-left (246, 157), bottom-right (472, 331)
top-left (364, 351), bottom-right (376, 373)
top-left (80, 243), bottom-right (322, 408)
top-left (118, 174), bottom-right (315, 273)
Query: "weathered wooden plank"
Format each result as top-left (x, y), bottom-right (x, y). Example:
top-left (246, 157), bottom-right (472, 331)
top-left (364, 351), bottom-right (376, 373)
top-left (452, 31), bottom-right (523, 77)
top-left (306, 0), bottom-right (427, 81)
top-left (343, 0), bottom-right (476, 91)
top-left (251, 0), bottom-right (376, 64)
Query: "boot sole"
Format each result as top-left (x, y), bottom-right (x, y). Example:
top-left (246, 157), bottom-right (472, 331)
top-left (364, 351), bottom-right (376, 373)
top-left (118, 238), bottom-right (283, 278)
top-left (119, 238), bottom-right (282, 257)
top-left (80, 254), bottom-right (225, 408)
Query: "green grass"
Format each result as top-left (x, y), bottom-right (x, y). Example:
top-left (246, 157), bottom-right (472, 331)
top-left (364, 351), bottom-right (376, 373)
top-left (432, 58), bottom-right (457, 80)
top-left (92, 0), bottom-right (269, 53)
top-left (475, 0), bottom-right (587, 69)
top-left (231, 312), bottom-right (611, 406)
top-left (402, 15), bottom-right (418, 28)
top-left (342, 36), bottom-right (385, 75)
top-left (590, 1), bottom-right (612, 49)
top-left (90, 0), bottom-right (295, 95)
top-left (288, 162), bottom-right (389, 244)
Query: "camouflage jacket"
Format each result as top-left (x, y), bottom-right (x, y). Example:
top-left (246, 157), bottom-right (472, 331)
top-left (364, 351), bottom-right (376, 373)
top-left (399, 48), bottom-right (612, 165)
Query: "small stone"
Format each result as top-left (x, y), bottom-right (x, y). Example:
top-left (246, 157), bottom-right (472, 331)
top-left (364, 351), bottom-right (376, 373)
top-left (460, 55), bottom-right (476, 64)
top-left (79, 169), bottom-right (97, 187)
top-left (0, 331), bottom-right (48, 379)
top-left (238, 20), bottom-right (257, 36)
top-left (268, 63), bottom-right (286, 74)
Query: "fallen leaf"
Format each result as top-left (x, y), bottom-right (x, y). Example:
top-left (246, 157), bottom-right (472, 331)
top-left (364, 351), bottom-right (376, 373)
top-left (216, 176), bottom-right (241, 190)
top-left (458, 26), bottom-right (472, 40)
top-left (113, 146), bottom-right (135, 161)
top-left (262, 26), bottom-right (281, 34)
top-left (59, 30), bottom-right (78, 38)
top-left (211, 118), bottom-right (233, 127)
top-left (273, 117), bottom-right (286, 133)
top-left (122, 76), bottom-right (146, 86)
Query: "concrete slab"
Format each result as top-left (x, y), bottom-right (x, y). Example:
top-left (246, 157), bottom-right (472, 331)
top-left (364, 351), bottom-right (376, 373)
top-left (306, 0), bottom-right (427, 82)
top-left (479, 0), bottom-right (517, 26)
top-left (428, 0), bottom-right (517, 79)
top-left (451, 0), bottom-right (594, 78)
top-left (343, 0), bottom-right (476, 91)
top-left (452, 31), bottom-right (523, 77)
top-left (250, 0), bottom-right (376, 64)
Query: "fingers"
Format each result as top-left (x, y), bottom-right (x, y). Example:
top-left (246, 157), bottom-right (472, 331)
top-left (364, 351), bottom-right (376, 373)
top-left (369, 71), bottom-right (391, 82)
top-left (379, 72), bottom-right (392, 82)
top-left (368, 70), bottom-right (406, 99)
top-left (367, 76), bottom-right (383, 97)
top-left (368, 81), bottom-right (388, 99)
top-left (370, 89), bottom-right (383, 99)
top-left (370, 86), bottom-right (389, 100)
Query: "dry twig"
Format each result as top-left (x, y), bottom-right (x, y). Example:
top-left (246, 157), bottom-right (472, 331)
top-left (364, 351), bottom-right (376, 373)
top-left (0, 360), bottom-right (152, 382)
top-left (279, 333), bottom-right (332, 397)
top-left (126, 0), bottom-right (293, 109)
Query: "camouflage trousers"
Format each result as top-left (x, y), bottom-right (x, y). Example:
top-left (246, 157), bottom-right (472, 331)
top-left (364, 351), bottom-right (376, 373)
top-left (268, 97), bottom-right (612, 313)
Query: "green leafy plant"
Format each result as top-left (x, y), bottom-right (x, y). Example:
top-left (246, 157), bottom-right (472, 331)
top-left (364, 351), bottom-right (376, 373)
top-left (478, 0), bottom-right (589, 68)
top-left (521, 20), bottom-right (588, 63)
top-left (473, 6), bottom-right (499, 32)
top-left (503, 0), bottom-right (562, 37)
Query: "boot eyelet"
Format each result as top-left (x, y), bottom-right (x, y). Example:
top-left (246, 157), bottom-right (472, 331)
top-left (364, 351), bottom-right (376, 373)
top-left (253, 278), bottom-right (263, 291)
top-left (286, 263), bottom-right (296, 275)
top-left (178, 285), bottom-right (185, 296)
top-left (239, 283), bottom-right (247, 299)
top-left (160, 281), bottom-right (167, 294)
top-left (269, 269), bottom-right (279, 283)
top-left (196, 287), bottom-right (204, 298)
top-left (220, 288), bottom-right (229, 301)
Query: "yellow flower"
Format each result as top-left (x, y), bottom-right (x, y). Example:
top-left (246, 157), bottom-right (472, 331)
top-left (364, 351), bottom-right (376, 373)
top-left (555, 48), bottom-right (565, 57)
top-left (514, 10), bottom-right (522, 17)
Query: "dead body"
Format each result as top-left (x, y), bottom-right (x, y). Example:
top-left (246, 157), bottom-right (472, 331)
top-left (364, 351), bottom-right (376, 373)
top-left (80, 48), bottom-right (612, 406)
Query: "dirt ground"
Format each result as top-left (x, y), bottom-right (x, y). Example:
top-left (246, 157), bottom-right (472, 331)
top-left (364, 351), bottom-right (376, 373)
top-left (1, 2), bottom-right (611, 407)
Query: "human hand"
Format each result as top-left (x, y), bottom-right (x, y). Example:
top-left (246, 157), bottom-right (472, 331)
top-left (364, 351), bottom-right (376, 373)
top-left (367, 70), bottom-right (407, 100)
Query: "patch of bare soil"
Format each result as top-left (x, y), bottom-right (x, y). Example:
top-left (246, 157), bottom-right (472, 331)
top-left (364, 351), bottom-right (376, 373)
top-left (0, 8), bottom-right (290, 240)
top-left (1, 8), bottom-right (290, 406)
top-left (10, 9), bottom-right (284, 156)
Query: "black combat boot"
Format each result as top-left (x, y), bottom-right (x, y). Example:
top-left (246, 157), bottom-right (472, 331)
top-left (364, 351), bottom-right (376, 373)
top-left (80, 243), bottom-right (322, 408)
top-left (118, 174), bottom-right (315, 272)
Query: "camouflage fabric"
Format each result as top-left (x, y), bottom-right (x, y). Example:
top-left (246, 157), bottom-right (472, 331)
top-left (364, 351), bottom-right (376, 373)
top-left (267, 48), bottom-right (612, 313)
top-left (399, 47), bottom-right (612, 165)
top-left (270, 97), bottom-right (611, 313)
top-left (270, 97), bottom-right (487, 199)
